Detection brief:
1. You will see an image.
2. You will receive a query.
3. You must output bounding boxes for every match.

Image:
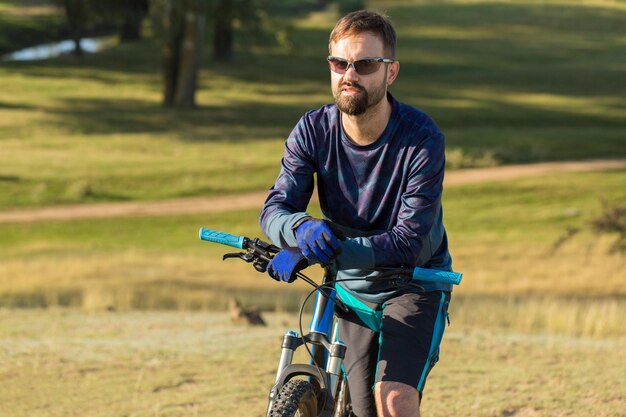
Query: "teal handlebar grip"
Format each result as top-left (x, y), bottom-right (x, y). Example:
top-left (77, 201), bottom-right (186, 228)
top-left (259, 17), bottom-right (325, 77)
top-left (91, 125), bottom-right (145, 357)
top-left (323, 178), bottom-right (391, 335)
top-left (412, 267), bottom-right (463, 285)
top-left (199, 228), bottom-right (245, 249)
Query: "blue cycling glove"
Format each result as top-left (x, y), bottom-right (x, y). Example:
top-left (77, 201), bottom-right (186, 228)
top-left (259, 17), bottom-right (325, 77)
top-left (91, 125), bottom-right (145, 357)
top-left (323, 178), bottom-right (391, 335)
top-left (267, 247), bottom-right (309, 283)
top-left (294, 218), bottom-right (342, 264)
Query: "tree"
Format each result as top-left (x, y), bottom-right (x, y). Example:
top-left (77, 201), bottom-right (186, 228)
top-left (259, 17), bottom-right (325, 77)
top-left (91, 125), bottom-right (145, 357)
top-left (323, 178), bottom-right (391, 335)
top-left (210, 0), bottom-right (261, 62)
top-left (156, 0), bottom-right (207, 107)
top-left (210, 0), bottom-right (313, 62)
top-left (212, 0), bottom-right (235, 61)
top-left (55, 0), bottom-right (150, 57)
top-left (56, 0), bottom-right (100, 56)
top-left (113, 0), bottom-right (150, 42)
top-left (153, 0), bottom-right (336, 107)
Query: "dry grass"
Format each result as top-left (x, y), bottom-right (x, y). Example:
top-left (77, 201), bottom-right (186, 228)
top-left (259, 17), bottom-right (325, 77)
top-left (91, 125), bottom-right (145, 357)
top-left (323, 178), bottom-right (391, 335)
top-left (1, 232), bottom-right (624, 338)
top-left (450, 233), bottom-right (626, 297)
top-left (1, 170), bottom-right (625, 337)
top-left (0, 250), bottom-right (319, 312)
top-left (0, 309), bottom-right (624, 417)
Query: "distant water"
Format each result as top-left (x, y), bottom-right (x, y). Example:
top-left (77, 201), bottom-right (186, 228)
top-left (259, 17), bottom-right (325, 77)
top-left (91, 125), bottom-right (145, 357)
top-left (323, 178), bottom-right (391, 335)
top-left (2, 37), bottom-right (116, 61)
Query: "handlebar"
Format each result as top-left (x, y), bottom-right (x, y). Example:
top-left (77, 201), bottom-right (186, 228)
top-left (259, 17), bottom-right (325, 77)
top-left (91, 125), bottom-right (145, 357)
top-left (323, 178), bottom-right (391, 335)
top-left (199, 227), bottom-right (280, 272)
top-left (412, 267), bottom-right (462, 285)
top-left (199, 228), bottom-right (245, 249)
top-left (198, 227), bottom-right (462, 285)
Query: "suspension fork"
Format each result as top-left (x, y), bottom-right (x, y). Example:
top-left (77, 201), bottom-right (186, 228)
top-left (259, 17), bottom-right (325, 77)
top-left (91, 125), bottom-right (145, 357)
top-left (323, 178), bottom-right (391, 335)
top-left (268, 265), bottom-right (348, 415)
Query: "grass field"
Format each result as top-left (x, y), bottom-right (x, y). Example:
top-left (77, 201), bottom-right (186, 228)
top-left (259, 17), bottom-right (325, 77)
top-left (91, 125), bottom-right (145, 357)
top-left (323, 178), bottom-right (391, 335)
top-left (1, 170), bottom-right (624, 338)
top-left (1, 310), bottom-right (624, 417)
top-left (1, 0), bottom-right (625, 416)
top-left (1, 0), bottom-right (625, 208)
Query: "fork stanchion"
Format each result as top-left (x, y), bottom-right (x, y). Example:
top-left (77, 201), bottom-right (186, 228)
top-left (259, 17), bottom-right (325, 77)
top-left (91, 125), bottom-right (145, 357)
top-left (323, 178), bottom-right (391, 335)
top-left (326, 341), bottom-right (347, 401)
top-left (275, 330), bottom-right (299, 382)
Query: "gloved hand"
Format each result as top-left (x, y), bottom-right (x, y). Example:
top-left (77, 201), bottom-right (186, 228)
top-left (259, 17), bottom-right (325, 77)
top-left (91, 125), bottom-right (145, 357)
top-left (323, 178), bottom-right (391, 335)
top-left (267, 247), bottom-right (309, 283)
top-left (295, 218), bottom-right (342, 264)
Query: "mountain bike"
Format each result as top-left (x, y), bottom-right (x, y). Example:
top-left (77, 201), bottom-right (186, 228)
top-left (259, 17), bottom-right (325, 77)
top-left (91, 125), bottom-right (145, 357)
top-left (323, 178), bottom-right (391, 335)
top-left (199, 227), bottom-right (462, 417)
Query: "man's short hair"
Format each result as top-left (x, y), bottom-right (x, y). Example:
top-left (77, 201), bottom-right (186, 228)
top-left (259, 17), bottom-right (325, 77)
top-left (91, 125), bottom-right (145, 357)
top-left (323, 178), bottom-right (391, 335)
top-left (329, 10), bottom-right (397, 58)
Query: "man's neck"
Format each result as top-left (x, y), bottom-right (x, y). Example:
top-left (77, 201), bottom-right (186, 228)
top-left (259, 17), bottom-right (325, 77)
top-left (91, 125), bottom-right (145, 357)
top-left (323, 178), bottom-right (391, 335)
top-left (341, 96), bottom-right (393, 146)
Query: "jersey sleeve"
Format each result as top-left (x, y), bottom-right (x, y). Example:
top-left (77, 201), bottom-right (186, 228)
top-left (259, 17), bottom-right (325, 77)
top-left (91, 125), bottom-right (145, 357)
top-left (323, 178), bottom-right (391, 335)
top-left (259, 116), bottom-right (317, 248)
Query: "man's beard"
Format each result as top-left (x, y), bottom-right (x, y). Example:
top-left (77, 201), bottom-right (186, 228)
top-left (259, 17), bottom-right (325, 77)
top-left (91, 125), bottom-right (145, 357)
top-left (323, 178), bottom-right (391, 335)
top-left (333, 80), bottom-right (387, 116)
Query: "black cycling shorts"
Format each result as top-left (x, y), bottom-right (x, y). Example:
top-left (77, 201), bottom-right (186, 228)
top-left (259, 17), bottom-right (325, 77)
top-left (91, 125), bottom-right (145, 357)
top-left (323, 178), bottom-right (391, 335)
top-left (336, 290), bottom-right (450, 417)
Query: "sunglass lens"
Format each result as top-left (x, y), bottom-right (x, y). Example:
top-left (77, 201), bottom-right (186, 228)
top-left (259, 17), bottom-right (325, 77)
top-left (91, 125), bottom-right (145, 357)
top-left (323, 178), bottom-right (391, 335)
top-left (329, 58), bottom-right (348, 73)
top-left (354, 60), bottom-right (380, 75)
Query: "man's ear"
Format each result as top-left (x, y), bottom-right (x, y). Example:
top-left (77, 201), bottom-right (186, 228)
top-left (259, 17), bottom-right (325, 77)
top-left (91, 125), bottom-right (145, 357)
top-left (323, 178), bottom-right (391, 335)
top-left (387, 61), bottom-right (400, 86)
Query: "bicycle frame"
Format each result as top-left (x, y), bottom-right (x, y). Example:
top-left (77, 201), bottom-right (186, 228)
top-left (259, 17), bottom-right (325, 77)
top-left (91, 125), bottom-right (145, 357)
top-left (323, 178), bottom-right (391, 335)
top-left (266, 265), bottom-right (347, 417)
top-left (198, 227), bottom-right (462, 417)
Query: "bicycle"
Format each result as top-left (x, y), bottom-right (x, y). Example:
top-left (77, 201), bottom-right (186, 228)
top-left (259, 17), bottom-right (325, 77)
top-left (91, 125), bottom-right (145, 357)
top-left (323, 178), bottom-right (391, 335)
top-left (199, 227), bottom-right (462, 417)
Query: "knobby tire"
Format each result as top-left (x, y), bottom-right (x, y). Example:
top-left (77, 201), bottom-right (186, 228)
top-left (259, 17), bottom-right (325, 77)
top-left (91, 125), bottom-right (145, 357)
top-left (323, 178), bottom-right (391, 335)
top-left (268, 379), bottom-right (318, 417)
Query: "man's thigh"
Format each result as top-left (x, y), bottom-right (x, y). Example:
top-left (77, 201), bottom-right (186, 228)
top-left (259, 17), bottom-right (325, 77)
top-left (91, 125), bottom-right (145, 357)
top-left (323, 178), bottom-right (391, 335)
top-left (377, 291), bottom-right (450, 392)
top-left (337, 305), bottom-right (379, 417)
top-left (337, 291), bottom-right (450, 417)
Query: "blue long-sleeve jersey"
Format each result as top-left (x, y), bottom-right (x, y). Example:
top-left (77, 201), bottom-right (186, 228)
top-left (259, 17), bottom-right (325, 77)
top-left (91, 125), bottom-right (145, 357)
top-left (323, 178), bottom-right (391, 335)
top-left (260, 94), bottom-right (453, 303)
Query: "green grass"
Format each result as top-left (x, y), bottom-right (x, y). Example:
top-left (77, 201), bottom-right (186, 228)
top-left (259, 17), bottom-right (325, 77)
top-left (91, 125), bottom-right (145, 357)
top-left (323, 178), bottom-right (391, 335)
top-left (0, 0), bottom-right (625, 208)
top-left (1, 170), bottom-right (624, 337)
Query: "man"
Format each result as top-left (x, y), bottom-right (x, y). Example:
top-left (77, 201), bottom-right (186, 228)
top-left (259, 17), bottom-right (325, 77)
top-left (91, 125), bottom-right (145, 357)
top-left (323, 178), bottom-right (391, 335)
top-left (260, 10), bottom-right (453, 417)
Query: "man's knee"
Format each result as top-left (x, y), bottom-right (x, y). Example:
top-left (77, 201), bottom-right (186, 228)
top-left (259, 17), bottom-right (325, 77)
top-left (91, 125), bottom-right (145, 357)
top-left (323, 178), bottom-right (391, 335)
top-left (374, 381), bottom-right (421, 417)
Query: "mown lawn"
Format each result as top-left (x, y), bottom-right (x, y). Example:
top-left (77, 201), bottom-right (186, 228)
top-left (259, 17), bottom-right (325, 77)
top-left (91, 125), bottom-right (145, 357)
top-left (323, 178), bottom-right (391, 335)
top-left (0, 0), bottom-right (624, 208)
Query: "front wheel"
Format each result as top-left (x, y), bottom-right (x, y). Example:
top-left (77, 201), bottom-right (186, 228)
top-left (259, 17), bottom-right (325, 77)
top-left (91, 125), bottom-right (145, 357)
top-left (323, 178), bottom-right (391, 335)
top-left (332, 376), bottom-right (351, 417)
top-left (268, 379), bottom-right (318, 417)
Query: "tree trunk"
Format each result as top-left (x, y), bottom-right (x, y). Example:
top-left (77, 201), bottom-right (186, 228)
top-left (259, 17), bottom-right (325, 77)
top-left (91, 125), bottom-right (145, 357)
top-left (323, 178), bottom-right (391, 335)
top-left (120, 14), bottom-right (142, 41)
top-left (161, 1), bottom-right (205, 108)
top-left (162, 1), bottom-right (182, 106)
top-left (120, 0), bottom-right (149, 42)
top-left (63, 0), bottom-right (85, 57)
top-left (162, 38), bottom-right (181, 106)
top-left (71, 37), bottom-right (83, 56)
top-left (174, 11), bottom-right (205, 107)
top-left (213, 0), bottom-right (234, 62)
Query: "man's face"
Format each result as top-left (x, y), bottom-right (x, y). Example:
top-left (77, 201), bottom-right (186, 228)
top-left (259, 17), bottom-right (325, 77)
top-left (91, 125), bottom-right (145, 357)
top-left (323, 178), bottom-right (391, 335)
top-left (329, 33), bottom-right (395, 116)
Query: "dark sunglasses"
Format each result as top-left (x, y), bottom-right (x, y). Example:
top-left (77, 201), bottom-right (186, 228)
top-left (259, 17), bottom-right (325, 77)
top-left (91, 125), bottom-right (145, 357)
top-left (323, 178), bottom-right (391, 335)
top-left (327, 56), bottom-right (396, 75)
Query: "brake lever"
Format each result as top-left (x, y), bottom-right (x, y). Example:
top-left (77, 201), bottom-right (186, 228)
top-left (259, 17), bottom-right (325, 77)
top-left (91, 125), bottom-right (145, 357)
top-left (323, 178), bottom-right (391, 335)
top-left (223, 249), bottom-right (270, 273)
top-left (223, 252), bottom-right (255, 262)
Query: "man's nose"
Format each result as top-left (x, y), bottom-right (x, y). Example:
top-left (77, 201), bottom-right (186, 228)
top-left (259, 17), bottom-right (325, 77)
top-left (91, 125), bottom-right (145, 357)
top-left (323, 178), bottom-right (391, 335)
top-left (343, 64), bottom-right (359, 82)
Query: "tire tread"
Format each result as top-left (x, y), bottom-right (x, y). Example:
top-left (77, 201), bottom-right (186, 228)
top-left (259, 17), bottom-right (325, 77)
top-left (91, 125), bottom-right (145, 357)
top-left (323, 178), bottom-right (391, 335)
top-left (268, 379), bottom-right (318, 417)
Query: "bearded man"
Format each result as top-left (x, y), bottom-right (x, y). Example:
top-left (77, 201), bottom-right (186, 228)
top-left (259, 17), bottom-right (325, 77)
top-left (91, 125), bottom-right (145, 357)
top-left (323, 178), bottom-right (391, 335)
top-left (260, 10), bottom-right (454, 417)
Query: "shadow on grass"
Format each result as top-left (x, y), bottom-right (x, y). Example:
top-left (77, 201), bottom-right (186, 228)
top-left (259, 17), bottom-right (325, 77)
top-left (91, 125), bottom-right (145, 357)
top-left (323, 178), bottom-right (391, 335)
top-left (0, 101), bottom-right (36, 110)
top-left (45, 97), bottom-right (309, 140)
top-left (42, 89), bottom-right (623, 141)
top-left (1, 2), bottom-right (624, 157)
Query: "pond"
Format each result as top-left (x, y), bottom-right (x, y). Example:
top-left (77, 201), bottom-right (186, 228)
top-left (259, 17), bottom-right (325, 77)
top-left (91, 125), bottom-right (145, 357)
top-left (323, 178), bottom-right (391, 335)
top-left (2, 36), bottom-right (116, 61)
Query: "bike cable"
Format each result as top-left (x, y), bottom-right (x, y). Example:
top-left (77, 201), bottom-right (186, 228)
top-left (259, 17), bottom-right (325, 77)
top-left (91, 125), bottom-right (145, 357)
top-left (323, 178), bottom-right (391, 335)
top-left (295, 273), bottom-right (332, 413)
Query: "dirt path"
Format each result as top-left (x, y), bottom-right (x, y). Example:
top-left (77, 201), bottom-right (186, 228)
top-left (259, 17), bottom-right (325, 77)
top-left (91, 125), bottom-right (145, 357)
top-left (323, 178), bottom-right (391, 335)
top-left (1, 159), bottom-right (624, 223)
